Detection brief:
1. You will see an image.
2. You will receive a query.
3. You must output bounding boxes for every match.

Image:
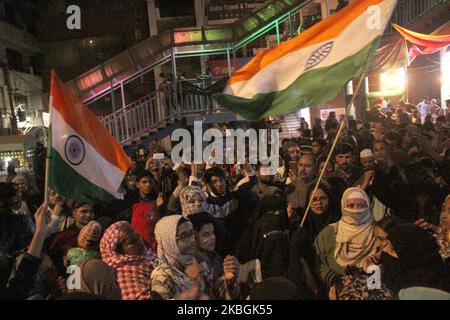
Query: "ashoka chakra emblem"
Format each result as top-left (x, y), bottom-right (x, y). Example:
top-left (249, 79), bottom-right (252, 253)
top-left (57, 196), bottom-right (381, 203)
top-left (64, 135), bottom-right (86, 166)
top-left (304, 41), bottom-right (334, 72)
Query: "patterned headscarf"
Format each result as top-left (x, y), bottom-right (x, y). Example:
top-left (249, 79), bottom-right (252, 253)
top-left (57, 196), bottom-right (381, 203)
top-left (338, 273), bottom-right (393, 300)
top-left (335, 188), bottom-right (376, 268)
top-left (78, 221), bottom-right (102, 249)
top-left (179, 186), bottom-right (208, 216)
top-left (154, 215), bottom-right (193, 268)
top-left (152, 215), bottom-right (194, 294)
top-left (100, 221), bottom-right (156, 300)
top-left (437, 195), bottom-right (450, 259)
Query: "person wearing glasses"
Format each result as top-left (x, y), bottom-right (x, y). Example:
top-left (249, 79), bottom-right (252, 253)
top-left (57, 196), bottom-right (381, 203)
top-left (288, 184), bottom-right (338, 299)
top-left (151, 215), bottom-right (200, 299)
top-left (151, 214), bottom-right (239, 300)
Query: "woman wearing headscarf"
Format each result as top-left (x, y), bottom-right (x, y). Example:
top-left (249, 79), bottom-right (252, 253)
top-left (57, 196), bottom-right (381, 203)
top-left (250, 188), bottom-right (291, 280)
top-left (151, 215), bottom-right (199, 299)
top-left (289, 184), bottom-right (339, 298)
top-left (416, 194), bottom-right (450, 261)
top-left (415, 194), bottom-right (450, 291)
top-left (314, 187), bottom-right (376, 292)
top-left (64, 221), bottom-right (102, 267)
top-left (378, 223), bottom-right (446, 296)
top-left (179, 185), bottom-right (208, 216)
top-left (100, 221), bottom-right (156, 300)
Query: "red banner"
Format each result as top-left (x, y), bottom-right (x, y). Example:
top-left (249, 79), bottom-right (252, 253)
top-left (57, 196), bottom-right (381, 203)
top-left (392, 23), bottom-right (450, 63)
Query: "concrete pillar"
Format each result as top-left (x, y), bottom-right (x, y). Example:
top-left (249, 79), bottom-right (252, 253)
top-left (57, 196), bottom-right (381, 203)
top-left (194, 0), bottom-right (206, 26)
top-left (147, 0), bottom-right (162, 86)
top-left (147, 0), bottom-right (164, 119)
top-left (320, 0), bottom-right (330, 18)
top-left (195, 0), bottom-right (209, 74)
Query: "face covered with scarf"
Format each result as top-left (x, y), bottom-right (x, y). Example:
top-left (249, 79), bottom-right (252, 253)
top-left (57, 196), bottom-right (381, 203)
top-left (100, 221), bottom-right (155, 300)
top-left (179, 186), bottom-right (208, 217)
top-left (334, 188), bottom-right (376, 268)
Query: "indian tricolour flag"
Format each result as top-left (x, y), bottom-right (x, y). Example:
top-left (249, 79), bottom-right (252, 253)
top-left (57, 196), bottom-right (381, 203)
top-left (48, 71), bottom-right (132, 203)
top-left (214, 0), bottom-right (398, 120)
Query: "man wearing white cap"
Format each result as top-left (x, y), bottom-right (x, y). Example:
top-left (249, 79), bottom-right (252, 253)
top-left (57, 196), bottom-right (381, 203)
top-left (355, 148), bottom-right (391, 222)
top-left (359, 149), bottom-right (375, 171)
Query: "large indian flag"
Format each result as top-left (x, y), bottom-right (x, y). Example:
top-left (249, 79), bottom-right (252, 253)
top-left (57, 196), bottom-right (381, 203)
top-left (48, 71), bottom-right (132, 203)
top-left (214, 0), bottom-right (398, 120)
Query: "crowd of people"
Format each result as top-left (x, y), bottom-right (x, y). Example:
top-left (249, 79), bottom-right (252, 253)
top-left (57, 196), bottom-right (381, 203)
top-left (1, 96), bottom-right (450, 300)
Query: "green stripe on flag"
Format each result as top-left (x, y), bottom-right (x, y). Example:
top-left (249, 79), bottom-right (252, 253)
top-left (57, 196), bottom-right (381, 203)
top-left (48, 148), bottom-right (116, 204)
top-left (214, 37), bottom-right (380, 120)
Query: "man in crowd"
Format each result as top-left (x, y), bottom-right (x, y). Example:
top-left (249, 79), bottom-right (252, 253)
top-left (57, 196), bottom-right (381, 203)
top-left (48, 202), bottom-right (95, 276)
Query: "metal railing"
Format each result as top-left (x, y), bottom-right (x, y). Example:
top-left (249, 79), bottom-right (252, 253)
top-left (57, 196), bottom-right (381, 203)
top-left (176, 79), bottom-right (225, 115)
top-left (386, 0), bottom-right (447, 34)
top-left (101, 78), bottom-right (227, 143)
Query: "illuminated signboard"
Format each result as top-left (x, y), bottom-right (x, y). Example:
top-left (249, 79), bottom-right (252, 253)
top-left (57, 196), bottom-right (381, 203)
top-left (207, 0), bottom-right (266, 21)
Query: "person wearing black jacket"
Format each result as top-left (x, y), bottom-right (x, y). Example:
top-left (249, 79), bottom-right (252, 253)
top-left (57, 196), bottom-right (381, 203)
top-left (250, 189), bottom-right (291, 279)
top-left (0, 183), bottom-right (33, 288)
top-left (200, 165), bottom-right (257, 257)
top-left (1, 204), bottom-right (50, 299)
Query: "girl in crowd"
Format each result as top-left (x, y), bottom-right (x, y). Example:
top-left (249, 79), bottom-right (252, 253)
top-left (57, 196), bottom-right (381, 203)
top-left (314, 187), bottom-right (377, 294)
top-left (188, 212), bottom-right (240, 299)
top-left (151, 215), bottom-right (199, 299)
top-left (100, 221), bottom-right (155, 300)
top-left (151, 215), bottom-right (240, 300)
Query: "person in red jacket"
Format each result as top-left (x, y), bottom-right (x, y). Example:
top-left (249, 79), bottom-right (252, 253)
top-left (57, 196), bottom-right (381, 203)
top-left (131, 201), bottom-right (160, 251)
top-left (131, 171), bottom-right (161, 251)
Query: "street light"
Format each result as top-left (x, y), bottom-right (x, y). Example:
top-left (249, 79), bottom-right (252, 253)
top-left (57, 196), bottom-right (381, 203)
top-left (380, 67), bottom-right (406, 93)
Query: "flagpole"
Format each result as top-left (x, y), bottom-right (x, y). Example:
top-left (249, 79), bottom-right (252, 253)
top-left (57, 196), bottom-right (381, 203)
top-left (44, 79), bottom-right (53, 208)
top-left (300, 72), bottom-right (367, 228)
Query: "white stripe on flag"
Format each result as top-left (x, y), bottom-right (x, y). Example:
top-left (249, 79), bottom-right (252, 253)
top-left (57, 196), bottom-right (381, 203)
top-left (51, 108), bottom-right (126, 198)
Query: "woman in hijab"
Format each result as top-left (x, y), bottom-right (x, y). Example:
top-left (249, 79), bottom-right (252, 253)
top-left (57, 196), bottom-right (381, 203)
top-left (100, 221), bottom-right (155, 300)
top-left (289, 184), bottom-right (339, 298)
top-left (377, 223), bottom-right (446, 296)
top-left (314, 187), bottom-right (376, 293)
top-left (151, 215), bottom-right (199, 299)
top-left (415, 194), bottom-right (450, 291)
top-left (248, 188), bottom-right (291, 280)
top-left (416, 194), bottom-right (450, 261)
top-left (179, 186), bottom-right (208, 217)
